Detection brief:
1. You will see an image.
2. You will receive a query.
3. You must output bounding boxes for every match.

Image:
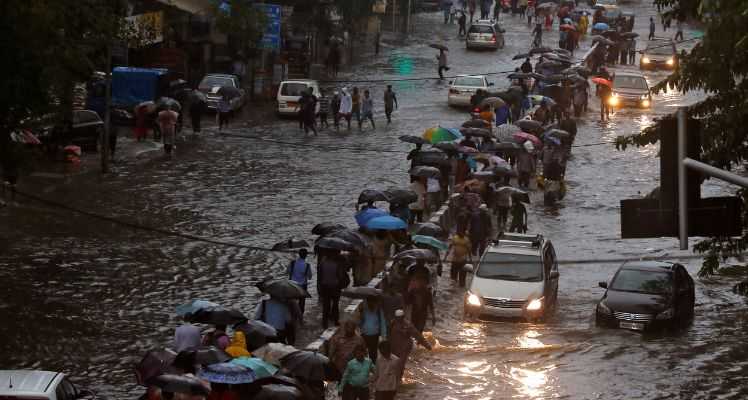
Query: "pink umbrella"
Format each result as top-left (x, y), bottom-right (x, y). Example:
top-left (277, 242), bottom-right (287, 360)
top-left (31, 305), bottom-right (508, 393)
top-left (513, 132), bottom-right (542, 147)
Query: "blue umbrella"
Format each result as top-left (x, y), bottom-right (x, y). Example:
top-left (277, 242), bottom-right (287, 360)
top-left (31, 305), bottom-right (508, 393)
top-left (198, 362), bottom-right (256, 384)
top-left (593, 22), bottom-right (609, 30)
top-left (544, 134), bottom-right (561, 146)
top-left (364, 215), bottom-right (408, 231)
top-left (445, 127), bottom-right (465, 140)
top-left (411, 235), bottom-right (448, 251)
top-left (354, 208), bottom-right (389, 227)
top-left (230, 357), bottom-right (279, 379)
top-left (175, 300), bottom-right (221, 316)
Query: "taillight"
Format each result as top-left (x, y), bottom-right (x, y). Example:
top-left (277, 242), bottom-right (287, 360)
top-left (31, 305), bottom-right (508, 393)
top-left (449, 89), bottom-right (459, 94)
top-left (490, 35), bottom-right (496, 42)
top-left (473, 107), bottom-right (481, 113)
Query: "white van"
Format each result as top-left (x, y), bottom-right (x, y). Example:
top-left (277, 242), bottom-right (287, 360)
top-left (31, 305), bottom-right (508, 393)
top-left (464, 233), bottom-right (559, 321)
top-left (276, 80), bottom-right (321, 116)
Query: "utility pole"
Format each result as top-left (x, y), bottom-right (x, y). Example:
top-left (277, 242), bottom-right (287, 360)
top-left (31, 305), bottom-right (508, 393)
top-left (392, 0), bottom-right (397, 33)
top-left (101, 43), bottom-right (111, 174)
top-left (406, 0), bottom-right (412, 34)
top-left (676, 107), bottom-right (687, 250)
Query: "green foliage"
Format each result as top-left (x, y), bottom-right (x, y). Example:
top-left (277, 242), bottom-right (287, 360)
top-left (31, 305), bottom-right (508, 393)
top-left (210, 0), bottom-right (267, 56)
top-left (616, 0), bottom-right (748, 285)
top-left (334, 0), bottom-right (377, 24)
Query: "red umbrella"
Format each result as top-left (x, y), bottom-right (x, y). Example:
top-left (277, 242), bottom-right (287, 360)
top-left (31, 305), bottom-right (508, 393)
top-left (513, 132), bottom-right (542, 147)
top-left (591, 77), bottom-right (612, 87)
top-left (560, 24), bottom-right (576, 31)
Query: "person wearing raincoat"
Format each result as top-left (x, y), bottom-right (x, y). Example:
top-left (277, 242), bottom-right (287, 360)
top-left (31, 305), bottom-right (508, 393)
top-left (339, 88), bottom-right (353, 130)
top-left (579, 12), bottom-right (589, 36)
top-left (224, 331), bottom-right (251, 358)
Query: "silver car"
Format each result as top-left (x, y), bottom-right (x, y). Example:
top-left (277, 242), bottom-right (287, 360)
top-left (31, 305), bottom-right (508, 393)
top-left (466, 20), bottom-right (505, 50)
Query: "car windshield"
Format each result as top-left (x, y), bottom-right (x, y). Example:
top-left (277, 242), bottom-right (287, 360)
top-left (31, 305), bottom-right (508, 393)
top-left (281, 83), bottom-right (310, 96)
top-left (646, 44), bottom-right (675, 55)
top-left (614, 75), bottom-right (648, 90)
top-left (476, 253), bottom-right (542, 282)
top-left (469, 25), bottom-right (494, 34)
top-left (610, 269), bottom-right (672, 294)
top-left (200, 76), bottom-right (234, 88)
top-left (453, 77), bottom-right (485, 87)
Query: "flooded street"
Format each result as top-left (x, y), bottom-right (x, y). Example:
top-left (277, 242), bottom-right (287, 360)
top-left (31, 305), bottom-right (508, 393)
top-left (2, 2), bottom-right (747, 400)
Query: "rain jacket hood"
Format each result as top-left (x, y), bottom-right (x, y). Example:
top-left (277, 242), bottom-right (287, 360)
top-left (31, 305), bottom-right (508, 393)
top-left (225, 331), bottom-right (251, 358)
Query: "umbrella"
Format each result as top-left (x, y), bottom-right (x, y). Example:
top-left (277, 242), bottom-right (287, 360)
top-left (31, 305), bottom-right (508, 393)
top-left (433, 142), bottom-right (458, 153)
top-left (559, 24), bottom-right (576, 31)
top-left (234, 320), bottom-right (277, 351)
top-left (414, 150), bottom-right (450, 166)
top-left (311, 222), bottom-right (346, 236)
top-left (592, 36), bottom-right (614, 46)
top-left (429, 43), bottom-right (448, 51)
top-left (544, 135), bottom-right (562, 146)
top-left (460, 127), bottom-right (492, 138)
top-left (457, 145), bottom-right (479, 154)
top-left (230, 357), bottom-right (278, 379)
top-left (135, 348), bottom-right (177, 386)
top-left (183, 346), bottom-right (232, 366)
top-left (593, 22), bottom-right (610, 30)
top-left (516, 119), bottom-right (543, 133)
top-left (175, 300), bottom-right (221, 317)
top-left (490, 141), bottom-right (522, 151)
top-left (189, 90), bottom-right (207, 104)
top-left (508, 73), bottom-right (532, 80)
top-left (536, 2), bottom-right (554, 10)
top-left (496, 123), bottom-right (522, 140)
top-left (147, 374), bottom-right (210, 396)
top-left (528, 95), bottom-right (556, 107)
top-left (529, 47), bottom-right (554, 55)
top-left (189, 307), bottom-right (247, 325)
top-left (254, 384), bottom-right (303, 400)
top-left (411, 235), bottom-right (449, 251)
top-left (355, 207), bottom-right (389, 227)
top-left (423, 126), bottom-right (463, 144)
top-left (10, 129), bottom-right (42, 145)
top-left (537, 61), bottom-right (563, 70)
top-left (472, 170), bottom-right (498, 182)
top-left (493, 185), bottom-right (531, 204)
top-left (258, 280), bottom-right (310, 299)
top-left (280, 351), bottom-right (332, 381)
top-left (326, 229), bottom-right (370, 250)
top-left (341, 286), bottom-right (383, 299)
top-left (358, 189), bottom-right (389, 205)
top-left (479, 97), bottom-right (506, 108)
top-left (63, 145), bottom-right (81, 157)
top-left (413, 222), bottom-right (447, 239)
top-left (393, 248), bottom-right (438, 263)
top-left (545, 128), bottom-right (571, 139)
top-left (253, 343), bottom-right (298, 367)
top-left (462, 119), bottom-right (490, 128)
top-left (156, 97), bottom-right (181, 111)
top-left (383, 188), bottom-right (418, 205)
top-left (514, 132), bottom-right (542, 147)
top-left (621, 32), bottom-right (639, 39)
top-left (409, 165), bottom-right (441, 178)
top-left (198, 362), bottom-right (256, 384)
top-left (271, 238), bottom-right (310, 251)
top-left (591, 77), bottom-right (612, 87)
top-left (218, 86), bottom-right (241, 99)
top-left (365, 215), bottom-right (408, 231)
top-left (553, 48), bottom-right (572, 57)
top-left (602, 30), bottom-right (619, 39)
top-left (314, 236), bottom-right (356, 252)
top-left (398, 135), bottom-right (429, 145)
top-left (493, 163), bottom-right (517, 176)
top-left (512, 53), bottom-right (532, 60)
top-left (135, 100), bottom-right (157, 113)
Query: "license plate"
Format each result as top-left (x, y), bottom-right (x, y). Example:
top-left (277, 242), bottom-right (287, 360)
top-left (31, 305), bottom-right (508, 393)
top-left (619, 321), bottom-right (645, 331)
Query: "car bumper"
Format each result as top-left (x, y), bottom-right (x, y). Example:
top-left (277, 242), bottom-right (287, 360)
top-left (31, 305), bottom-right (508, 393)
top-left (448, 94), bottom-right (472, 106)
top-left (595, 312), bottom-right (671, 331)
top-left (277, 105), bottom-right (301, 116)
top-left (641, 60), bottom-right (675, 69)
top-left (465, 303), bottom-right (543, 320)
top-left (466, 41), bottom-right (499, 49)
top-left (609, 97), bottom-right (652, 108)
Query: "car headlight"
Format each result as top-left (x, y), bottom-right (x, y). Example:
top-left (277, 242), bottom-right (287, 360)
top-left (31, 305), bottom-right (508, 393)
top-left (597, 301), bottom-right (612, 315)
top-left (656, 308), bottom-right (674, 320)
top-left (608, 95), bottom-right (619, 106)
top-left (466, 293), bottom-right (482, 306)
top-left (641, 99), bottom-right (651, 107)
top-left (640, 94), bottom-right (649, 100)
top-left (526, 298), bottom-right (543, 311)
top-left (641, 56), bottom-right (650, 64)
top-left (666, 57), bottom-right (675, 66)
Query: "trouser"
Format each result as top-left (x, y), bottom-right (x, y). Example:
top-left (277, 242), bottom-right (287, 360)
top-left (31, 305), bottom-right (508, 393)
top-left (342, 385), bottom-right (369, 400)
top-left (375, 391), bottom-right (396, 400)
top-left (496, 206), bottom-right (509, 231)
top-left (438, 66), bottom-right (449, 79)
top-left (319, 112), bottom-right (328, 127)
top-left (285, 324), bottom-right (296, 345)
top-left (319, 287), bottom-right (340, 328)
top-left (470, 236), bottom-right (486, 256)
top-left (385, 106), bottom-right (393, 123)
top-left (191, 113), bottom-right (201, 133)
top-left (333, 110), bottom-right (341, 128)
top-left (304, 118), bottom-right (317, 135)
top-left (109, 132), bottom-right (117, 156)
top-left (675, 30), bottom-right (683, 41)
top-left (298, 285), bottom-right (307, 315)
top-left (443, 9), bottom-right (450, 23)
top-left (620, 51), bottom-right (627, 65)
top-left (409, 209), bottom-right (423, 224)
top-left (411, 310), bottom-right (428, 333)
top-left (519, 171), bottom-right (531, 188)
top-left (427, 192), bottom-right (441, 212)
top-left (359, 112), bottom-right (375, 129)
top-left (649, 31), bottom-right (655, 40)
top-left (362, 334), bottom-right (380, 363)
top-left (219, 112), bottom-right (229, 129)
top-left (629, 50), bottom-right (636, 65)
top-left (459, 24), bottom-right (466, 35)
top-left (451, 261), bottom-right (467, 287)
top-left (352, 109), bottom-right (361, 125)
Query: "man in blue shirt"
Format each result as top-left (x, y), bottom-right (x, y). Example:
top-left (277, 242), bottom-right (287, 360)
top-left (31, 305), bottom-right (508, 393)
top-left (288, 249), bottom-right (312, 316)
top-left (356, 298), bottom-right (388, 363)
top-left (255, 295), bottom-right (295, 344)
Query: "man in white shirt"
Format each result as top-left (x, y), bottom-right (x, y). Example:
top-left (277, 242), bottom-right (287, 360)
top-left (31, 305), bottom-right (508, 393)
top-left (426, 177), bottom-right (441, 213)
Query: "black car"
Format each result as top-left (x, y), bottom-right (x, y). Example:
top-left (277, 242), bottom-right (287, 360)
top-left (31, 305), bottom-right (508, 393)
top-left (37, 110), bottom-right (105, 151)
top-left (595, 261), bottom-right (695, 331)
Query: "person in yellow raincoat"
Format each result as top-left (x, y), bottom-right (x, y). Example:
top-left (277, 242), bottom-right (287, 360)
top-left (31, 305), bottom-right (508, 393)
top-left (579, 13), bottom-right (589, 36)
top-left (224, 331), bottom-right (251, 358)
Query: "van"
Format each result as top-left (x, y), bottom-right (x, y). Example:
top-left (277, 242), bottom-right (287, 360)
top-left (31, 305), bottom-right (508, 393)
top-left (0, 370), bottom-right (88, 400)
top-left (276, 80), bottom-right (321, 117)
top-left (464, 233), bottom-right (559, 321)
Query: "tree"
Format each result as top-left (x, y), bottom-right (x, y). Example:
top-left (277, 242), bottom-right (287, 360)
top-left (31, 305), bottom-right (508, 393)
top-left (210, 1), bottom-right (267, 60)
top-left (615, 0), bottom-right (748, 292)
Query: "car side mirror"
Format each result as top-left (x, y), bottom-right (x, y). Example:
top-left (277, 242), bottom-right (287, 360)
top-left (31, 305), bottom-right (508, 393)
top-left (550, 271), bottom-right (559, 280)
top-left (488, 82), bottom-right (495, 86)
top-left (598, 281), bottom-right (608, 289)
top-left (463, 264), bottom-right (474, 273)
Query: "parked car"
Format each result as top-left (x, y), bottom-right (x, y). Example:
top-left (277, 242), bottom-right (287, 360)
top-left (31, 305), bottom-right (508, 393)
top-left (595, 261), bottom-right (695, 331)
top-left (466, 20), bottom-right (505, 50)
top-left (448, 75), bottom-right (492, 107)
top-left (197, 74), bottom-right (245, 111)
top-left (276, 80), bottom-right (321, 117)
top-left (640, 38), bottom-right (678, 70)
top-left (35, 110), bottom-right (105, 151)
top-left (607, 71), bottom-right (652, 109)
top-left (0, 370), bottom-right (89, 400)
top-left (464, 233), bottom-right (559, 321)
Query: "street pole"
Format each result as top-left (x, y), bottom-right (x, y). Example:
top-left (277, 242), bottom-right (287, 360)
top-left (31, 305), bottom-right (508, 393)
top-left (406, 0), bottom-right (412, 34)
top-left (677, 107), bottom-right (687, 250)
top-left (393, 0), bottom-right (397, 33)
top-left (102, 43), bottom-right (112, 174)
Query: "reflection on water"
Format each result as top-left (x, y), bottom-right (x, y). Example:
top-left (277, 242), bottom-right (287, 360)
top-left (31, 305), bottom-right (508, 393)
top-left (509, 366), bottom-right (551, 399)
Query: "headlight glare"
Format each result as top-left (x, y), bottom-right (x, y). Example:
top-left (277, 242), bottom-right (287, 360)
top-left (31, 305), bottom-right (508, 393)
top-left (526, 298), bottom-right (543, 311)
top-left (666, 57), bottom-right (675, 65)
top-left (467, 293), bottom-right (482, 306)
top-left (641, 56), bottom-right (650, 64)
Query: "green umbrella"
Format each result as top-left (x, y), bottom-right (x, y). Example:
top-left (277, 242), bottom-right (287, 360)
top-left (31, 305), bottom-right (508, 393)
top-left (422, 127), bottom-right (463, 144)
top-left (230, 357), bottom-right (278, 379)
top-left (411, 235), bottom-right (448, 251)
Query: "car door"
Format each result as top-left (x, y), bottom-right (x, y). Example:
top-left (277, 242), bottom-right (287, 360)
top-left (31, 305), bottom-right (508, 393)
top-left (545, 244), bottom-right (559, 304)
top-left (674, 265), bottom-right (693, 318)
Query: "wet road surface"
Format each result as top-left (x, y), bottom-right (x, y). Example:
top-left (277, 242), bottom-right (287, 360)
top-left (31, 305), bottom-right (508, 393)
top-left (2, 2), bottom-right (747, 399)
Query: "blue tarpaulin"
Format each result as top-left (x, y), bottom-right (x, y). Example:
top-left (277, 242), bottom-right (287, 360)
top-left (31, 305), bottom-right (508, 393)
top-left (111, 67), bottom-right (168, 108)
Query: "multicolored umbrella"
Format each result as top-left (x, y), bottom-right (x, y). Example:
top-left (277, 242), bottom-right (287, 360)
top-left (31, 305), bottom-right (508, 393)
top-left (423, 126), bottom-right (463, 144)
top-left (198, 362), bottom-right (256, 384)
top-left (230, 357), bottom-right (279, 379)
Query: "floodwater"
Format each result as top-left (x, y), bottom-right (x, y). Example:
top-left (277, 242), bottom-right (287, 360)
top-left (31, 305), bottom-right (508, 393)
top-left (1, 2), bottom-right (746, 400)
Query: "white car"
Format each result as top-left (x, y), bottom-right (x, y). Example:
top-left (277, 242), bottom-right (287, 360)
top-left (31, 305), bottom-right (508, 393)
top-left (0, 370), bottom-right (86, 400)
top-left (464, 233), bottom-right (559, 321)
top-left (197, 74), bottom-right (246, 111)
top-left (448, 75), bottom-right (492, 107)
top-left (276, 80), bottom-right (321, 116)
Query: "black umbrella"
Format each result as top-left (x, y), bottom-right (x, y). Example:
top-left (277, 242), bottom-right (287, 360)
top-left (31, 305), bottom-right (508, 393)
top-left (341, 286), bottom-right (383, 299)
top-left (135, 348), bottom-right (178, 386)
top-left (358, 189), bottom-right (389, 204)
top-left (234, 320), bottom-right (278, 351)
top-left (398, 135), bottom-right (429, 145)
top-left (433, 142), bottom-right (458, 153)
top-left (491, 185), bottom-right (531, 204)
top-left (184, 346), bottom-right (232, 365)
top-left (413, 222), bottom-right (447, 239)
top-left (326, 228), bottom-right (370, 250)
top-left (147, 374), bottom-right (210, 396)
top-left (271, 238), bottom-right (310, 251)
top-left (414, 150), bottom-right (449, 166)
top-left (393, 248), bottom-right (438, 263)
top-left (483, 141), bottom-right (521, 152)
top-left (409, 165), bottom-right (441, 178)
top-left (189, 307), bottom-right (247, 325)
top-left (545, 128), bottom-right (571, 139)
top-left (258, 279), bottom-right (310, 299)
top-left (552, 48), bottom-right (572, 57)
top-left (460, 127), bottom-right (492, 138)
top-left (315, 236), bottom-right (356, 252)
top-left (537, 61), bottom-right (563, 70)
top-left (384, 188), bottom-right (419, 205)
top-left (621, 32), bottom-right (639, 39)
top-left (429, 43), bottom-right (449, 51)
top-left (189, 90), bottom-right (207, 104)
top-left (512, 53), bottom-right (532, 60)
top-left (311, 222), bottom-right (346, 236)
top-left (156, 97), bottom-right (181, 112)
top-left (254, 384), bottom-right (304, 400)
top-left (280, 351), bottom-right (333, 381)
top-left (245, 376), bottom-right (313, 400)
top-left (529, 72), bottom-right (547, 81)
top-left (529, 46), bottom-right (553, 55)
top-left (218, 86), bottom-right (241, 99)
top-left (493, 164), bottom-right (518, 177)
top-left (517, 119), bottom-right (543, 133)
top-left (602, 30), bottom-right (619, 39)
top-left (462, 119), bottom-right (491, 128)
top-left (536, 75), bottom-right (562, 83)
top-left (472, 171), bottom-right (497, 182)
top-left (508, 72), bottom-right (532, 80)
